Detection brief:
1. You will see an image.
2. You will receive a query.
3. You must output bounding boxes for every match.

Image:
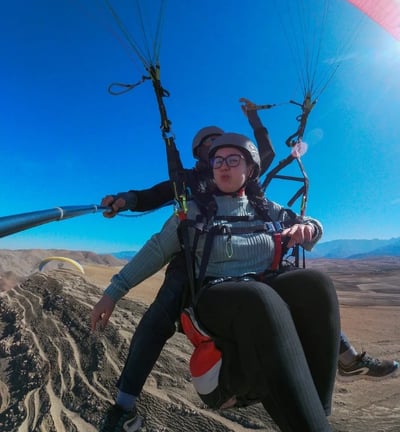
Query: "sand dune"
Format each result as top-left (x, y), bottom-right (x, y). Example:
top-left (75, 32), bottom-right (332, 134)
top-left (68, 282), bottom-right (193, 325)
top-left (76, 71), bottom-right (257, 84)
top-left (0, 254), bottom-right (399, 431)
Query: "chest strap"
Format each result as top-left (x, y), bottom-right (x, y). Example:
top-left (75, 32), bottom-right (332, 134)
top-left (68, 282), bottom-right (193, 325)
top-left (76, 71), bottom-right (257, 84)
top-left (270, 232), bottom-right (282, 271)
top-left (198, 220), bottom-right (285, 298)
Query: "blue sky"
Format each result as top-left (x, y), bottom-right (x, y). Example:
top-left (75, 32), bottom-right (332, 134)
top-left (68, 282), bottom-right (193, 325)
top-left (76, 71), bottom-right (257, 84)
top-left (1, 0), bottom-right (400, 253)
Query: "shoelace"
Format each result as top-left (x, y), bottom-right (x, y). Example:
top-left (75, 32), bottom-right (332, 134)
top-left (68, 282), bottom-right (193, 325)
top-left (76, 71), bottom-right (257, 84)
top-left (357, 351), bottom-right (381, 366)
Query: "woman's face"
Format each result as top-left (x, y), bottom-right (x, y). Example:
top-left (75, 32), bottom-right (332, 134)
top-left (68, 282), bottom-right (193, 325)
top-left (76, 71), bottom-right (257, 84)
top-left (212, 146), bottom-right (253, 194)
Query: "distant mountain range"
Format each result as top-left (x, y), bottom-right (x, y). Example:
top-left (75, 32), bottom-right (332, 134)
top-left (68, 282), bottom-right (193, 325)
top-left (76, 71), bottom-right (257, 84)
top-left (308, 237), bottom-right (400, 259)
top-left (111, 250), bottom-right (137, 261)
top-left (111, 237), bottom-right (400, 261)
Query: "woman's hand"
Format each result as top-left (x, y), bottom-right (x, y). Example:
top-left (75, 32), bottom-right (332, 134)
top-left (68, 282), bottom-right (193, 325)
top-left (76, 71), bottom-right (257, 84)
top-left (282, 224), bottom-right (315, 248)
top-left (91, 294), bottom-right (116, 331)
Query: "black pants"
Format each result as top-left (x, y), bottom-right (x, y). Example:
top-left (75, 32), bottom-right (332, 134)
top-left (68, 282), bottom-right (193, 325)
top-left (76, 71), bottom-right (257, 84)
top-left (117, 254), bottom-right (188, 396)
top-left (196, 269), bottom-right (340, 432)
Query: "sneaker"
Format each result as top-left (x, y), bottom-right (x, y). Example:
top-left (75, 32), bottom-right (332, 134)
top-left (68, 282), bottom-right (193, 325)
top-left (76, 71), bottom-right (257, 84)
top-left (338, 352), bottom-right (399, 381)
top-left (99, 404), bottom-right (142, 432)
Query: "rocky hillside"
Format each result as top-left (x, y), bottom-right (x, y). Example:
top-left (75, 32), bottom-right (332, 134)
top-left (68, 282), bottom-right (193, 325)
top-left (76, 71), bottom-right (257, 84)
top-left (0, 256), bottom-right (399, 431)
top-left (0, 271), bottom-right (280, 431)
top-left (0, 249), bottom-right (125, 278)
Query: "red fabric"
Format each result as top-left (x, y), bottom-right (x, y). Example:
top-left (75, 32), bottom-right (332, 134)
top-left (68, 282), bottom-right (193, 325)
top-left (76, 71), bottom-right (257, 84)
top-left (180, 311), bottom-right (210, 347)
top-left (180, 309), bottom-right (222, 381)
top-left (347, 0), bottom-right (400, 40)
top-left (190, 340), bottom-right (222, 376)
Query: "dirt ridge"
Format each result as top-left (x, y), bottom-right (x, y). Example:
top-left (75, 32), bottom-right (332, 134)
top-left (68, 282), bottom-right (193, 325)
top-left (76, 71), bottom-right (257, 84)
top-left (0, 253), bottom-right (399, 431)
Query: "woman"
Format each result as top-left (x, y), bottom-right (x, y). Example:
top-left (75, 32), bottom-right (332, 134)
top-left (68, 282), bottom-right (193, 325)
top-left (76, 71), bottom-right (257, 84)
top-left (92, 133), bottom-right (340, 432)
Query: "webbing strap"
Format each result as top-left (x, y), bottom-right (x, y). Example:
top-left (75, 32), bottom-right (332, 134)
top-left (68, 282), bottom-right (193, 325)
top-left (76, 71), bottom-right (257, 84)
top-left (270, 233), bottom-right (282, 271)
top-left (148, 65), bottom-right (187, 213)
top-left (196, 225), bottom-right (219, 295)
top-left (203, 222), bottom-right (283, 236)
top-left (285, 94), bottom-right (316, 148)
top-left (214, 215), bottom-right (258, 222)
top-left (179, 219), bottom-right (197, 304)
top-left (187, 219), bottom-right (287, 303)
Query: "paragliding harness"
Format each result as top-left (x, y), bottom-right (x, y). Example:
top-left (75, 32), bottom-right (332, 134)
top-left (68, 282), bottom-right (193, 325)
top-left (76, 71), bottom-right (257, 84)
top-left (146, 65), bottom-right (188, 219)
top-left (177, 189), bottom-right (301, 409)
top-left (179, 191), bottom-right (300, 302)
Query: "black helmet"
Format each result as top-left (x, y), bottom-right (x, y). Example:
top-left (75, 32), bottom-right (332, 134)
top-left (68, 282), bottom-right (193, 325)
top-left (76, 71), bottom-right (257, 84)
top-left (209, 132), bottom-right (261, 179)
top-left (192, 126), bottom-right (224, 159)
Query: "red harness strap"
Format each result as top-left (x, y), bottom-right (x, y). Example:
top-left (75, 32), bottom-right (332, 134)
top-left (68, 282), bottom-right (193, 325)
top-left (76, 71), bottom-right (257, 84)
top-left (270, 232), bottom-right (282, 271)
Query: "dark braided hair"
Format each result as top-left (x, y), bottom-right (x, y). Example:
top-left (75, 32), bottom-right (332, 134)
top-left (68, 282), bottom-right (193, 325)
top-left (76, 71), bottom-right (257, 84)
top-left (245, 180), bottom-right (300, 225)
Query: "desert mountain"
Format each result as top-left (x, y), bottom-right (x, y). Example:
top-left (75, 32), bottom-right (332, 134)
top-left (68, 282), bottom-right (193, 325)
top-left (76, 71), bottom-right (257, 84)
top-left (0, 249), bottom-right (125, 278)
top-left (0, 251), bottom-right (399, 431)
top-left (309, 237), bottom-right (400, 259)
top-left (109, 237), bottom-right (400, 262)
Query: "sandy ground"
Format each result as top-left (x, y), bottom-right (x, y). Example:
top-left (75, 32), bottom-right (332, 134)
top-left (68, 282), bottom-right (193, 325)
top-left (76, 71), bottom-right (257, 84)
top-left (0, 255), bottom-right (399, 431)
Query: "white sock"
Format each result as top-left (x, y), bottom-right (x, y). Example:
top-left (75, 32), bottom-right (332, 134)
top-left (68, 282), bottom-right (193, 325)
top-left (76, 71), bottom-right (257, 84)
top-left (339, 346), bottom-right (359, 365)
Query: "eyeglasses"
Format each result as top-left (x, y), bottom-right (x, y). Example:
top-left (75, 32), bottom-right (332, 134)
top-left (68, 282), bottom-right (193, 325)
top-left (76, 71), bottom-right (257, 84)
top-left (211, 154), bottom-right (245, 169)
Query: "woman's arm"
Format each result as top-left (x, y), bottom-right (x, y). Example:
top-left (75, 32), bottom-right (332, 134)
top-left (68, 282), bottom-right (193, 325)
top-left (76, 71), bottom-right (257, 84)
top-left (104, 214), bottom-right (181, 302)
top-left (91, 212), bottom-right (182, 331)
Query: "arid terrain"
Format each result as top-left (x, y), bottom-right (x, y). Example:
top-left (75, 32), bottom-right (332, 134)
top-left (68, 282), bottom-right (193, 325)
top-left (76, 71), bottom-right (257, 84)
top-left (0, 250), bottom-right (399, 431)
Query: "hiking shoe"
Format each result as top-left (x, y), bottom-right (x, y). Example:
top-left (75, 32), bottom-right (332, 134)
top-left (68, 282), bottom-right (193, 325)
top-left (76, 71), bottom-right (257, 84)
top-left (338, 352), bottom-right (399, 381)
top-left (99, 404), bottom-right (142, 432)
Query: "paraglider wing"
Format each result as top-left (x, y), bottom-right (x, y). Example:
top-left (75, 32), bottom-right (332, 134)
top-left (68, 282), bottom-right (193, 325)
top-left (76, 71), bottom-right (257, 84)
top-left (39, 256), bottom-right (85, 274)
top-left (347, 0), bottom-right (400, 40)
